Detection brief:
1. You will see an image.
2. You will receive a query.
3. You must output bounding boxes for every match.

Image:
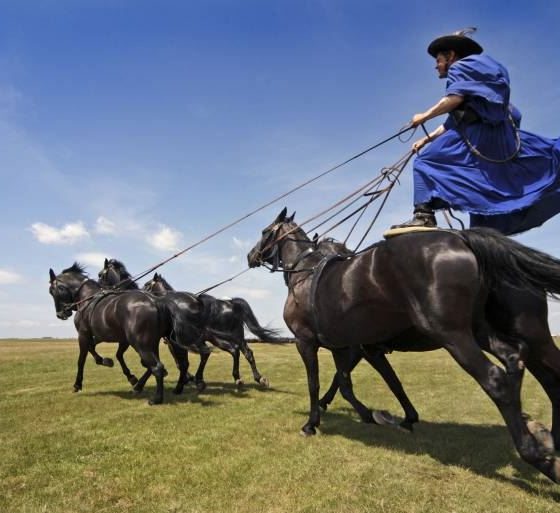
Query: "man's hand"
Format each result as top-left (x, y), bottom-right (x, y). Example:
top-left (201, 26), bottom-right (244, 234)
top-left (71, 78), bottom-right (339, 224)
top-left (412, 137), bottom-right (429, 153)
top-left (411, 113), bottom-right (427, 127)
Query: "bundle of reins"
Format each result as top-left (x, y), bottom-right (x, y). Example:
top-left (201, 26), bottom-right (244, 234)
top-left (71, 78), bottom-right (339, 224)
top-left (68, 123), bottom-right (432, 308)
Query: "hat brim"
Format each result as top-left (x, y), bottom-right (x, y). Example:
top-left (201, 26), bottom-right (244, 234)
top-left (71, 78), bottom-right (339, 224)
top-left (427, 35), bottom-right (483, 58)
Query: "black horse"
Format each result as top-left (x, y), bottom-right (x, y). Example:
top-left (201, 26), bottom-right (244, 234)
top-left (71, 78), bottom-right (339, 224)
top-left (49, 263), bottom-right (208, 404)
top-left (101, 259), bottom-right (280, 390)
top-left (143, 273), bottom-right (279, 390)
top-left (247, 207), bottom-right (560, 483)
top-left (314, 237), bottom-right (560, 444)
top-left (97, 258), bottom-right (200, 394)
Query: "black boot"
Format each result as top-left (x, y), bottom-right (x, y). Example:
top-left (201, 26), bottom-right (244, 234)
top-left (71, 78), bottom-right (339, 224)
top-left (391, 204), bottom-right (437, 229)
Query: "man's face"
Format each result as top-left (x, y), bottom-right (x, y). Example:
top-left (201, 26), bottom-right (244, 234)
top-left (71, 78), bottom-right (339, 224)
top-left (435, 51), bottom-right (456, 78)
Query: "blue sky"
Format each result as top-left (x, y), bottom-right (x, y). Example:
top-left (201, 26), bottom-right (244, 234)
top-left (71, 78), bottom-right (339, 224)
top-left (1, 0), bottom-right (560, 338)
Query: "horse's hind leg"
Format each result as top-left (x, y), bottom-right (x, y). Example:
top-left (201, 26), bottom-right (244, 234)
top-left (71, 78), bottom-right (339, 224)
top-left (330, 347), bottom-right (374, 424)
top-left (115, 342), bottom-right (138, 386)
top-left (443, 333), bottom-right (560, 483)
top-left (360, 346), bottom-right (419, 431)
top-left (194, 351), bottom-right (210, 392)
top-left (165, 340), bottom-right (189, 395)
top-left (238, 336), bottom-right (269, 387)
top-left (319, 346), bottom-right (363, 411)
top-left (137, 348), bottom-right (167, 405)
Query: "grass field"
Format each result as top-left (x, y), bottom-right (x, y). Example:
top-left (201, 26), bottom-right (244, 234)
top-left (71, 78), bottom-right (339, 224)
top-left (1, 339), bottom-right (559, 513)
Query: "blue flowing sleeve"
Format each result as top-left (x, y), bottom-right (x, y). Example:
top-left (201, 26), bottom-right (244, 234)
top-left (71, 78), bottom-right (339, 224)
top-left (445, 55), bottom-right (513, 124)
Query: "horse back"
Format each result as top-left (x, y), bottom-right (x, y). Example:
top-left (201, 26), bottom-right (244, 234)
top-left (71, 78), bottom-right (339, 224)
top-left (313, 231), bottom-right (481, 347)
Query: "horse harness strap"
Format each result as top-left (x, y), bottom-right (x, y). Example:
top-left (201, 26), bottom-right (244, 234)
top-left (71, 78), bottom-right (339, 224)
top-left (309, 254), bottom-right (349, 346)
top-left (77, 290), bottom-right (120, 325)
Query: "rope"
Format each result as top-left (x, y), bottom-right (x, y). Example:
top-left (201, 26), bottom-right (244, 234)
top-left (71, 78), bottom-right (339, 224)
top-left (68, 124), bottom-right (418, 309)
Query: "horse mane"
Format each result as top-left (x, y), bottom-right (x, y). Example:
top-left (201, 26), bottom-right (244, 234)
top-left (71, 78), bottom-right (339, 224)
top-left (108, 259), bottom-right (130, 274)
top-left (156, 274), bottom-right (175, 291)
top-left (62, 262), bottom-right (87, 275)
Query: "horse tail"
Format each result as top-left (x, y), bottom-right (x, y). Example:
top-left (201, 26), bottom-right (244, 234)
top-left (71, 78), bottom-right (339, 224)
top-left (459, 228), bottom-right (560, 298)
top-left (231, 297), bottom-right (283, 342)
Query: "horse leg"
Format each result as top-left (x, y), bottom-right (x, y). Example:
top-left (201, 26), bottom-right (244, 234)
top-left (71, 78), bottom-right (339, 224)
top-left (534, 339), bottom-right (560, 449)
top-left (238, 337), bottom-right (269, 387)
top-left (232, 348), bottom-right (243, 387)
top-left (194, 351), bottom-right (210, 392)
top-left (360, 345), bottom-right (419, 431)
top-left (295, 338), bottom-right (321, 435)
top-left (133, 360), bottom-right (152, 394)
top-left (525, 358), bottom-right (560, 453)
top-left (319, 346), bottom-right (363, 411)
top-left (137, 348), bottom-right (167, 405)
top-left (443, 334), bottom-right (560, 483)
top-left (88, 346), bottom-right (114, 368)
top-left (74, 334), bottom-right (92, 392)
top-left (330, 348), bottom-right (374, 424)
top-left (166, 340), bottom-right (189, 395)
top-left (115, 342), bottom-right (138, 386)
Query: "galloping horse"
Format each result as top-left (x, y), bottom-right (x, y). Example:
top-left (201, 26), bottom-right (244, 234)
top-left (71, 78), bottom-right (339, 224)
top-left (247, 208), bottom-right (560, 483)
top-left (49, 263), bottom-right (208, 404)
top-left (315, 237), bottom-right (560, 444)
top-left (144, 273), bottom-right (279, 390)
top-left (100, 259), bottom-right (280, 390)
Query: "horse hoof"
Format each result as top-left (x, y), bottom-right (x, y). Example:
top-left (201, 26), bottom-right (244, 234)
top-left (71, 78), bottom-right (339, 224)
top-left (102, 358), bottom-right (114, 367)
top-left (133, 386), bottom-right (144, 394)
top-left (128, 375), bottom-right (139, 386)
top-left (196, 381), bottom-right (206, 393)
top-left (235, 379), bottom-right (244, 388)
top-left (173, 386), bottom-right (184, 395)
top-left (372, 410), bottom-right (397, 426)
top-left (185, 373), bottom-right (195, 383)
top-left (73, 386), bottom-right (81, 393)
top-left (148, 399), bottom-right (163, 406)
top-left (527, 419), bottom-right (555, 456)
top-left (300, 426), bottom-right (317, 436)
top-left (259, 377), bottom-right (270, 388)
top-left (318, 402), bottom-right (328, 412)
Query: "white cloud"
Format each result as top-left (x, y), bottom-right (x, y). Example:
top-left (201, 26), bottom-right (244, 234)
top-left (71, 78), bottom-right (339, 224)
top-left (30, 221), bottom-right (89, 245)
top-left (147, 225), bottom-right (183, 252)
top-left (0, 269), bottom-right (22, 284)
top-left (232, 237), bottom-right (252, 250)
top-left (75, 252), bottom-right (107, 269)
top-left (95, 216), bottom-right (116, 235)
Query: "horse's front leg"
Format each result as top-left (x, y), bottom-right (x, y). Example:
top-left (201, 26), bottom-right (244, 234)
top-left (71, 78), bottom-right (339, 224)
top-left (296, 338), bottom-right (321, 435)
top-left (88, 345), bottom-right (114, 368)
top-left (74, 333), bottom-right (93, 392)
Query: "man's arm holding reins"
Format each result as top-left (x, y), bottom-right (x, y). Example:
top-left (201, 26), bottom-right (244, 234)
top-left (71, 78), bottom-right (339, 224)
top-left (410, 94), bottom-right (464, 152)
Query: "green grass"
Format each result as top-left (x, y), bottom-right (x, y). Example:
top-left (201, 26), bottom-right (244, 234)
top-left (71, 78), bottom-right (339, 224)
top-left (1, 339), bottom-right (559, 513)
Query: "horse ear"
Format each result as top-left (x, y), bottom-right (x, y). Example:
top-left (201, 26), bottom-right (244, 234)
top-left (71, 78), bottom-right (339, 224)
top-left (287, 211), bottom-right (296, 222)
top-left (275, 207), bottom-right (288, 223)
top-left (312, 233), bottom-right (319, 242)
top-left (104, 258), bottom-right (109, 268)
top-left (49, 269), bottom-right (56, 283)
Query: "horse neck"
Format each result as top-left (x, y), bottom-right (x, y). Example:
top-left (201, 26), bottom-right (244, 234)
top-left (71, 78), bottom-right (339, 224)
top-left (278, 228), bottom-right (313, 269)
top-left (76, 279), bottom-right (101, 301)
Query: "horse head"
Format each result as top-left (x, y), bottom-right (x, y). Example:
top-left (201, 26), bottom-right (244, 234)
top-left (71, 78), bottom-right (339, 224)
top-left (48, 263), bottom-right (88, 320)
top-left (247, 207), bottom-right (306, 270)
top-left (98, 258), bottom-right (137, 289)
top-left (143, 272), bottom-right (174, 294)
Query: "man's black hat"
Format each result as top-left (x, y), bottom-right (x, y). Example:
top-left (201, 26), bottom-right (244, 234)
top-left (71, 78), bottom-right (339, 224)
top-left (428, 27), bottom-right (483, 58)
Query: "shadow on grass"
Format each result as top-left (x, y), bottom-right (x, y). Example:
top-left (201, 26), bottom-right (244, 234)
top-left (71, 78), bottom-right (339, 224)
top-left (92, 380), bottom-right (294, 405)
top-left (303, 408), bottom-right (560, 498)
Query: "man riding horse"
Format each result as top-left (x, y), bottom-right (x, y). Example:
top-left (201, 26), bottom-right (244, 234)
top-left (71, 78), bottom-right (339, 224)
top-left (394, 28), bottom-right (560, 235)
